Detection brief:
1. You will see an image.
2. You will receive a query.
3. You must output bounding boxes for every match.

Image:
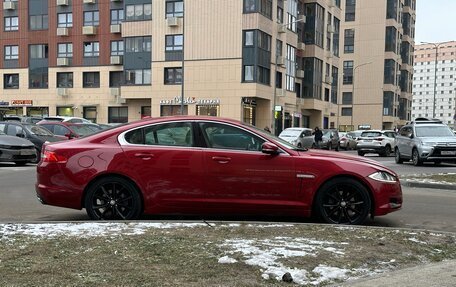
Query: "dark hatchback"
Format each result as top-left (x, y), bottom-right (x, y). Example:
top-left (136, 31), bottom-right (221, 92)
top-left (0, 122), bottom-right (66, 163)
top-left (0, 131), bottom-right (37, 165)
top-left (37, 122), bottom-right (100, 139)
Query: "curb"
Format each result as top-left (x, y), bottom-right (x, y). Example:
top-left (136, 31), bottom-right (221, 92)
top-left (401, 180), bottom-right (456, 191)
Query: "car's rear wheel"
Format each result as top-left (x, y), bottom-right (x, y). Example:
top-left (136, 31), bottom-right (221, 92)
top-left (315, 178), bottom-right (371, 225)
top-left (31, 148), bottom-right (41, 164)
top-left (412, 148), bottom-right (423, 166)
top-left (394, 148), bottom-right (403, 164)
top-left (381, 145), bottom-right (391, 157)
top-left (85, 177), bottom-right (142, 220)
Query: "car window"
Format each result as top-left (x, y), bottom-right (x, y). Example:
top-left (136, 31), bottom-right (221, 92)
top-left (6, 124), bottom-right (23, 136)
top-left (54, 125), bottom-right (70, 136)
top-left (361, 131), bottom-right (381, 137)
top-left (199, 122), bottom-right (264, 151)
top-left (125, 122), bottom-right (193, 147)
top-left (68, 118), bottom-right (83, 123)
top-left (25, 125), bottom-right (54, 136)
top-left (415, 126), bottom-right (455, 137)
top-left (70, 125), bottom-right (97, 136)
top-left (303, 130), bottom-right (312, 136)
top-left (0, 123), bottom-right (5, 132)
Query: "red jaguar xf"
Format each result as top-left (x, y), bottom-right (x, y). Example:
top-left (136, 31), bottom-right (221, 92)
top-left (36, 116), bottom-right (402, 224)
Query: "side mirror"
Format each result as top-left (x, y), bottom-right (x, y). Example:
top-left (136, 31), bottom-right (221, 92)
top-left (409, 134), bottom-right (414, 139)
top-left (261, 142), bottom-right (279, 155)
top-left (65, 133), bottom-right (74, 139)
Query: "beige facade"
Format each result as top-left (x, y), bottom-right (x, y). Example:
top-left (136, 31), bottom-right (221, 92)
top-left (339, 0), bottom-right (415, 131)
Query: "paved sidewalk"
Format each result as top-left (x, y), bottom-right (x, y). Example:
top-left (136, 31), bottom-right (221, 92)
top-left (336, 260), bottom-right (456, 287)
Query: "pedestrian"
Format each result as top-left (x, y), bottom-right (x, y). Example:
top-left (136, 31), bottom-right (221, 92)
top-left (264, 126), bottom-right (271, 133)
top-left (313, 126), bottom-right (323, 148)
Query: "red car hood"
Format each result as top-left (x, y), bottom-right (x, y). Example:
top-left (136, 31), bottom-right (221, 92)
top-left (298, 149), bottom-right (396, 174)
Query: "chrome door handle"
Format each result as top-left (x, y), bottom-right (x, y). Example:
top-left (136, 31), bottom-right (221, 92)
top-left (134, 153), bottom-right (154, 159)
top-left (212, 156), bottom-right (231, 163)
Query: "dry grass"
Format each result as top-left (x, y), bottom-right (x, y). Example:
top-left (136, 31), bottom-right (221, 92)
top-left (1, 223), bottom-right (455, 286)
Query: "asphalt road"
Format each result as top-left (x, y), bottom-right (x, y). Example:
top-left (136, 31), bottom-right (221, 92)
top-left (0, 154), bottom-right (455, 232)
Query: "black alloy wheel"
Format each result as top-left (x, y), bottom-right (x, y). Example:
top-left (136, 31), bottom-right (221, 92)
top-left (85, 177), bottom-right (142, 220)
top-left (381, 145), bottom-right (391, 157)
top-left (315, 178), bottom-right (371, 225)
top-left (395, 148), bottom-right (403, 164)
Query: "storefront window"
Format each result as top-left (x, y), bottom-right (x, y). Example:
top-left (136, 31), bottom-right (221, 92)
top-left (196, 105), bottom-right (219, 117)
top-left (141, 106), bottom-right (151, 118)
top-left (160, 105), bottom-right (187, 116)
top-left (83, 106), bottom-right (97, 123)
top-left (57, 106), bottom-right (74, 117)
top-left (27, 107), bottom-right (49, 117)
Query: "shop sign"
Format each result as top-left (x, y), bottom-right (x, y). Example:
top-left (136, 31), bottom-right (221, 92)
top-left (160, 96), bottom-right (220, 105)
top-left (242, 97), bottom-right (256, 105)
top-left (358, 124), bottom-right (371, 130)
top-left (274, 105), bottom-right (282, 112)
top-left (11, 100), bottom-right (33, 106)
top-left (0, 101), bottom-right (9, 106)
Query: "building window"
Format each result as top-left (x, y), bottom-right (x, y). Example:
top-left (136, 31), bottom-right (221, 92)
top-left (111, 9), bottom-right (124, 25)
top-left (244, 31), bottom-right (254, 46)
top-left (166, 0), bottom-right (183, 17)
top-left (57, 72), bottom-right (73, 88)
top-left (243, 65), bottom-right (254, 82)
top-left (164, 67), bottom-right (182, 84)
top-left (4, 74), bottom-right (19, 89)
top-left (30, 44), bottom-right (48, 59)
top-left (277, 6), bottom-right (284, 24)
top-left (286, 0), bottom-right (298, 32)
top-left (243, 0), bottom-right (272, 18)
top-left (344, 29), bottom-right (354, 53)
top-left (4, 45), bottom-right (19, 60)
top-left (165, 35), bottom-right (183, 51)
top-left (108, 107), bottom-right (128, 124)
top-left (125, 4), bottom-right (152, 21)
top-left (4, 16), bottom-right (19, 31)
top-left (84, 11), bottom-right (99, 26)
top-left (286, 44), bottom-right (296, 91)
top-left (343, 60), bottom-right (353, 84)
top-left (111, 41), bottom-right (124, 56)
top-left (125, 69), bottom-right (151, 85)
top-left (109, 71), bottom-right (123, 87)
top-left (345, 0), bottom-right (356, 21)
top-left (341, 107), bottom-right (352, 116)
top-left (30, 14), bottom-right (48, 30)
top-left (197, 105), bottom-right (219, 117)
top-left (125, 37), bottom-right (151, 53)
top-left (303, 3), bottom-right (324, 48)
top-left (385, 26), bottom-right (397, 52)
top-left (83, 72), bottom-right (100, 88)
top-left (58, 43), bottom-right (73, 58)
top-left (342, 92), bottom-right (352, 104)
top-left (84, 42), bottom-right (99, 57)
top-left (384, 59), bottom-right (395, 84)
top-left (29, 68), bottom-right (48, 88)
top-left (58, 13), bottom-right (72, 28)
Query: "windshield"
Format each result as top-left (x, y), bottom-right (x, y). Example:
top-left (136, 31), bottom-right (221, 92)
top-left (415, 126), bottom-right (455, 137)
top-left (361, 131), bottom-right (382, 137)
top-left (24, 125), bottom-right (54, 136)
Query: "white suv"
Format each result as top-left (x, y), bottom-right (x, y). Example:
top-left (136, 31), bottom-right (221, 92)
top-left (356, 130), bottom-right (396, 157)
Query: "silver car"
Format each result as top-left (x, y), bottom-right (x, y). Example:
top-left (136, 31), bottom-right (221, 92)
top-left (278, 128), bottom-right (313, 148)
top-left (395, 118), bottom-right (456, 166)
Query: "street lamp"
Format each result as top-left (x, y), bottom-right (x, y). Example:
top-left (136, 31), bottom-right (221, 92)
top-left (420, 41), bottom-right (453, 119)
top-left (350, 61), bottom-right (373, 130)
top-left (272, 17), bottom-right (305, 135)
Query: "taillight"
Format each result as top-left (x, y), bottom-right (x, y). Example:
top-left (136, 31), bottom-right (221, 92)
top-left (42, 150), bottom-right (67, 163)
top-left (374, 137), bottom-right (385, 141)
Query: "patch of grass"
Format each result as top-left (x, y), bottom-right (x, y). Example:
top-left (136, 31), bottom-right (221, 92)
top-left (0, 224), bottom-right (455, 286)
top-left (401, 173), bottom-right (456, 183)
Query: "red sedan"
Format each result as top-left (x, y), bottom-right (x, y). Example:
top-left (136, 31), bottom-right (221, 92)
top-left (36, 116), bottom-right (402, 224)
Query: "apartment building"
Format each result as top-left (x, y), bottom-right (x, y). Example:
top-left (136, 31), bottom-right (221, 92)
top-left (338, 0), bottom-right (415, 131)
top-left (412, 42), bottom-right (456, 126)
top-left (0, 0), bottom-right (340, 133)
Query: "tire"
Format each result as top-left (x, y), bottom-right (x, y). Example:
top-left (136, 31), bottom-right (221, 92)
top-left (394, 148), bottom-right (403, 164)
top-left (14, 161), bottom-right (27, 166)
top-left (297, 143), bottom-right (302, 148)
top-left (381, 145), bottom-right (391, 157)
top-left (357, 150), bottom-right (364, 156)
top-left (85, 176), bottom-right (142, 220)
top-left (335, 144), bottom-right (339, 152)
top-left (412, 148), bottom-right (423, 166)
top-left (31, 148), bottom-right (41, 164)
top-left (314, 178), bottom-right (371, 225)
top-left (328, 143), bottom-right (332, 150)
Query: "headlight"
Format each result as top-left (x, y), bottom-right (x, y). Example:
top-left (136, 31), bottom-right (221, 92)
top-left (422, 142), bottom-right (436, 147)
top-left (368, 171), bottom-right (397, 183)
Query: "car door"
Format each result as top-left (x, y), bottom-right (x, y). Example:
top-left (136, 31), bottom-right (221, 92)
top-left (198, 121), bottom-right (297, 213)
top-left (398, 127), bottom-right (413, 157)
top-left (120, 121), bottom-right (205, 212)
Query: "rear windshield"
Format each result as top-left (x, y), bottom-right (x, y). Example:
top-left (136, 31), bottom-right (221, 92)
top-left (361, 131), bottom-right (382, 137)
top-left (280, 130), bottom-right (302, 137)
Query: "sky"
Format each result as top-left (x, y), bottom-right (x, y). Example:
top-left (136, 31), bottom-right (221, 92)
top-left (415, 0), bottom-right (456, 43)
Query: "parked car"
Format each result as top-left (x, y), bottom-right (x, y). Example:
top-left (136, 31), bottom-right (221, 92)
top-left (357, 130), bottom-right (396, 157)
top-left (395, 118), bottom-right (456, 166)
top-left (3, 115), bottom-right (43, 124)
top-left (318, 129), bottom-right (340, 151)
top-left (36, 116), bottom-right (402, 224)
top-left (0, 131), bottom-right (36, 165)
top-left (42, 116), bottom-right (93, 124)
top-left (278, 127), bottom-right (313, 148)
top-left (0, 122), bottom-right (66, 163)
top-left (339, 131), bottom-right (359, 150)
top-left (37, 122), bottom-right (100, 139)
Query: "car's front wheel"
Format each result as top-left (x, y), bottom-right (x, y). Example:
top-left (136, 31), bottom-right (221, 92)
top-left (395, 148), bottom-right (403, 164)
top-left (85, 177), bottom-right (142, 220)
top-left (412, 148), bottom-right (423, 166)
top-left (315, 178), bottom-right (371, 225)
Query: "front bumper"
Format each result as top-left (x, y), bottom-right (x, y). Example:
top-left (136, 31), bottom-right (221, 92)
top-left (368, 178), bottom-right (403, 217)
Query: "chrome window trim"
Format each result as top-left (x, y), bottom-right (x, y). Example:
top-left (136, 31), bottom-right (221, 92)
top-left (117, 119), bottom-right (291, 156)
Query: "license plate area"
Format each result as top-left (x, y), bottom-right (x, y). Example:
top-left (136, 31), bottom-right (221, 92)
top-left (441, 151), bottom-right (456, 155)
top-left (20, 150), bottom-right (35, 155)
